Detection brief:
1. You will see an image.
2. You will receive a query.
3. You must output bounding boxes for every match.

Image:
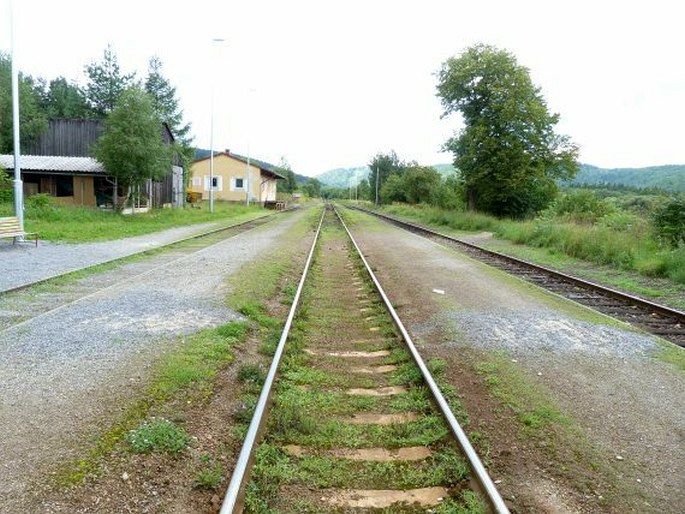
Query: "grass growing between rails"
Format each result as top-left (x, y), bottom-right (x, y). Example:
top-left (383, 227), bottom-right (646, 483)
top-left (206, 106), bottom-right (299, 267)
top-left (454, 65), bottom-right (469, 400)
top-left (0, 196), bottom-right (271, 242)
top-left (372, 203), bottom-right (685, 286)
top-left (55, 320), bottom-right (249, 485)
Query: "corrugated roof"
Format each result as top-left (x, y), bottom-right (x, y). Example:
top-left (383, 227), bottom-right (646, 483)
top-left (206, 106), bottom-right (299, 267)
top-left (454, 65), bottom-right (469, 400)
top-left (0, 154), bottom-right (105, 174)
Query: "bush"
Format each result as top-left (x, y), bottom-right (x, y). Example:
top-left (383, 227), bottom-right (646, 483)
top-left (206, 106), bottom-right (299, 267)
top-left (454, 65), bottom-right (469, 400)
top-left (652, 197), bottom-right (685, 248)
top-left (0, 167), bottom-right (12, 203)
top-left (548, 189), bottom-right (614, 223)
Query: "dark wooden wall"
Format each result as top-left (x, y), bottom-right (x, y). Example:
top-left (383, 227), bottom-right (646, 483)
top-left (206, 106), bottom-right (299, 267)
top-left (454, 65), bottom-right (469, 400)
top-left (29, 119), bottom-right (103, 157)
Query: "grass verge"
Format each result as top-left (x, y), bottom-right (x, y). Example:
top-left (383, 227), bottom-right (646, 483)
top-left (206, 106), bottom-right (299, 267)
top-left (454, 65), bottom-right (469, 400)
top-left (0, 199), bottom-right (271, 242)
top-left (55, 320), bottom-right (248, 485)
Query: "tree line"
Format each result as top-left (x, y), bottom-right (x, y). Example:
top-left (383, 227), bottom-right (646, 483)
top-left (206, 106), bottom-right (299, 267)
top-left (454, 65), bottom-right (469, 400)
top-left (0, 46), bottom-right (193, 209)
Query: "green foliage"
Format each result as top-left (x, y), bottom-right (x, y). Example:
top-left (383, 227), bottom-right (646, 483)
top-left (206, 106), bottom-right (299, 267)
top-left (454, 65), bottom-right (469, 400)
top-left (94, 86), bottom-right (171, 206)
top-left (275, 157), bottom-right (298, 193)
top-left (570, 164), bottom-right (685, 192)
top-left (403, 165), bottom-right (442, 204)
top-left (436, 44), bottom-right (578, 217)
top-left (145, 56), bottom-right (192, 150)
top-left (194, 459), bottom-right (224, 489)
top-left (379, 173), bottom-right (406, 203)
top-left (300, 177), bottom-right (322, 198)
top-left (547, 189), bottom-right (615, 223)
top-left (652, 196), bottom-right (685, 248)
top-left (125, 418), bottom-right (189, 454)
top-left (83, 45), bottom-right (136, 118)
top-left (0, 166), bottom-right (12, 203)
top-left (38, 76), bottom-right (91, 118)
top-left (0, 52), bottom-right (48, 153)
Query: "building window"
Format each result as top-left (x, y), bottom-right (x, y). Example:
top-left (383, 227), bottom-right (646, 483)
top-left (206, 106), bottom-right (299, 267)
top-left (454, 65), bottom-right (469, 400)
top-left (56, 176), bottom-right (74, 197)
top-left (203, 175), bottom-right (223, 192)
top-left (235, 178), bottom-right (244, 189)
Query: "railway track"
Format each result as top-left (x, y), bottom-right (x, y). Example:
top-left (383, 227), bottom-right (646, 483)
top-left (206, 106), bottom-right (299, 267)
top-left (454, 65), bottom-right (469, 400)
top-left (0, 212), bottom-right (283, 332)
top-left (220, 206), bottom-right (508, 513)
top-left (348, 205), bottom-right (685, 348)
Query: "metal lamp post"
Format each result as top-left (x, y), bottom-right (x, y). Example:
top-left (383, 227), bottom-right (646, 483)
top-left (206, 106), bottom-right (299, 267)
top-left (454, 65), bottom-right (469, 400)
top-left (209, 37), bottom-right (224, 213)
top-left (10, 0), bottom-right (24, 231)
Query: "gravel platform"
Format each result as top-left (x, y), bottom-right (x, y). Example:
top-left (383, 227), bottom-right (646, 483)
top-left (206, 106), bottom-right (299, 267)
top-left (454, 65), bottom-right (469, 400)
top-left (0, 210), bottom-right (306, 512)
top-left (0, 220), bottom-right (224, 292)
top-left (348, 211), bottom-right (685, 513)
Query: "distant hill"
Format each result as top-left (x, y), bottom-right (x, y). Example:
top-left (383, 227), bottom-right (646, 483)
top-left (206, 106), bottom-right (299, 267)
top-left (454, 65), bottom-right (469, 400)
top-left (316, 163), bottom-right (457, 187)
top-left (568, 164), bottom-right (685, 192)
top-left (316, 166), bottom-right (370, 188)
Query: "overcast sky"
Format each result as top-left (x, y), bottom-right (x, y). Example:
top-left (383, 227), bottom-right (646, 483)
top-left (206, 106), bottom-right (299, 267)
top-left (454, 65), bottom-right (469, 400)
top-left (1, 0), bottom-right (683, 176)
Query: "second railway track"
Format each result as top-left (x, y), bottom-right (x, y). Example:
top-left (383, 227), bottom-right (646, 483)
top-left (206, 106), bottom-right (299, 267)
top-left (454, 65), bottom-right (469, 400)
top-left (348, 205), bottom-right (685, 348)
top-left (220, 206), bottom-right (508, 513)
top-left (0, 212), bottom-right (284, 332)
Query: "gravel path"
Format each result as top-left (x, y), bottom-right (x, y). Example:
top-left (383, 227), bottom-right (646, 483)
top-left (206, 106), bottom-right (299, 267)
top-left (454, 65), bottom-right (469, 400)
top-left (0, 219), bottom-right (229, 292)
top-left (349, 212), bottom-right (685, 513)
top-left (0, 210), bottom-right (306, 512)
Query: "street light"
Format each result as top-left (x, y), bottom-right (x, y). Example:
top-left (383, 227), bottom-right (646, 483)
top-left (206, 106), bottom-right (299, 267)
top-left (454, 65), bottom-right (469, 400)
top-left (209, 37), bottom-right (225, 213)
top-left (10, 0), bottom-right (24, 231)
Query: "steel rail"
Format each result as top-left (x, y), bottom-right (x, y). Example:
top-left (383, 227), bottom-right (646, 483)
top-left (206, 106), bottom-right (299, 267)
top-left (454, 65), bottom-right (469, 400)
top-left (0, 210), bottom-right (287, 297)
top-left (219, 207), bottom-right (326, 514)
top-left (349, 205), bottom-right (685, 325)
top-left (335, 206), bottom-right (511, 514)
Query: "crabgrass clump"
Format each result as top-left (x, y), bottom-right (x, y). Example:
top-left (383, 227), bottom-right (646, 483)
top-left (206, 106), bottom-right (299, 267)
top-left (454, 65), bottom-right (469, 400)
top-left (125, 418), bottom-right (189, 454)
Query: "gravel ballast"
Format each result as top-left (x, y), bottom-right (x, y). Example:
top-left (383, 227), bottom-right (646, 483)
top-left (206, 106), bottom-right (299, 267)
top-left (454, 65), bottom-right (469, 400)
top-left (0, 210), bottom-right (306, 512)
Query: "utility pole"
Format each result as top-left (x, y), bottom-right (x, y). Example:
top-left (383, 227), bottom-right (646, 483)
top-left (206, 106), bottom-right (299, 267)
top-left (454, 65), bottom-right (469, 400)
top-left (11, 0), bottom-right (24, 231)
top-left (375, 165), bottom-right (380, 206)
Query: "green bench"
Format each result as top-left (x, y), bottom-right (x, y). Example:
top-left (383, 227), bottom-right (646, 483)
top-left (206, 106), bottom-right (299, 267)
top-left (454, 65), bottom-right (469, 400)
top-left (0, 216), bottom-right (39, 246)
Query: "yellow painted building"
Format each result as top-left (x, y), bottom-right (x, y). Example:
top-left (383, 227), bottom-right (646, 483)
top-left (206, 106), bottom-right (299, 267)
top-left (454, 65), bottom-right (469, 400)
top-left (189, 151), bottom-right (283, 203)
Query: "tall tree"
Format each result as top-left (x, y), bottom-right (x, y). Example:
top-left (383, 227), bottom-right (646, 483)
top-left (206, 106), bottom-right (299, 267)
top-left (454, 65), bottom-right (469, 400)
top-left (83, 45), bottom-right (136, 118)
top-left (0, 52), bottom-right (47, 153)
top-left (436, 44), bottom-right (578, 217)
top-left (368, 150), bottom-right (403, 204)
top-left (275, 157), bottom-right (298, 193)
top-left (94, 86), bottom-right (171, 209)
top-left (39, 76), bottom-right (92, 118)
top-left (144, 56), bottom-right (192, 145)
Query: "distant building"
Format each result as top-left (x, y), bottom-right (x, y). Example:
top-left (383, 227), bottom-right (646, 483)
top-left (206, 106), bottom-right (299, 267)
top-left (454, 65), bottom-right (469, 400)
top-left (189, 150), bottom-right (284, 204)
top-left (0, 119), bottom-right (183, 208)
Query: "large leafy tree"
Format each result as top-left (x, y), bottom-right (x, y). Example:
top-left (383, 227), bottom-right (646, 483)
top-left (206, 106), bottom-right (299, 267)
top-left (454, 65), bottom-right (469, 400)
top-left (0, 52), bottom-right (47, 153)
top-left (436, 44), bottom-right (578, 217)
top-left (368, 150), bottom-right (403, 204)
top-left (94, 86), bottom-right (171, 209)
top-left (84, 45), bottom-right (136, 118)
top-left (38, 76), bottom-right (92, 118)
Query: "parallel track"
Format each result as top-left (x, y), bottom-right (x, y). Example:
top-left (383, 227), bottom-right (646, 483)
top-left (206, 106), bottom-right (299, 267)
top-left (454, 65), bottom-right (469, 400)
top-left (0, 211), bottom-right (285, 297)
top-left (348, 205), bottom-right (685, 348)
top-left (0, 212), bottom-right (286, 333)
top-left (220, 206), bottom-right (509, 513)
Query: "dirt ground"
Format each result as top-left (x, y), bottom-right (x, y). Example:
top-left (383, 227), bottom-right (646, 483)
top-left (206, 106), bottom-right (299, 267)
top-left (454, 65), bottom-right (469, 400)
top-left (349, 212), bottom-right (684, 514)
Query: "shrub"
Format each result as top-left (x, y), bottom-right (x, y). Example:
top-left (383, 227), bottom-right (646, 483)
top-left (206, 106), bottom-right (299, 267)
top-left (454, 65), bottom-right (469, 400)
top-left (0, 166), bottom-right (12, 203)
top-left (652, 197), bottom-right (685, 248)
top-left (549, 189), bottom-right (614, 223)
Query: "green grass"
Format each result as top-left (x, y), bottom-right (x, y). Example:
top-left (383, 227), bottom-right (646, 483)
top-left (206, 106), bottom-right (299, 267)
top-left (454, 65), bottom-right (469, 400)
top-left (655, 341), bottom-right (685, 372)
top-left (55, 320), bottom-right (248, 485)
top-left (474, 352), bottom-right (570, 437)
top-left (194, 454), bottom-right (224, 489)
top-left (251, 443), bottom-right (468, 490)
top-left (125, 418), bottom-right (189, 454)
top-left (372, 203), bottom-right (685, 285)
top-left (1, 198), bottom-right (271, 242)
